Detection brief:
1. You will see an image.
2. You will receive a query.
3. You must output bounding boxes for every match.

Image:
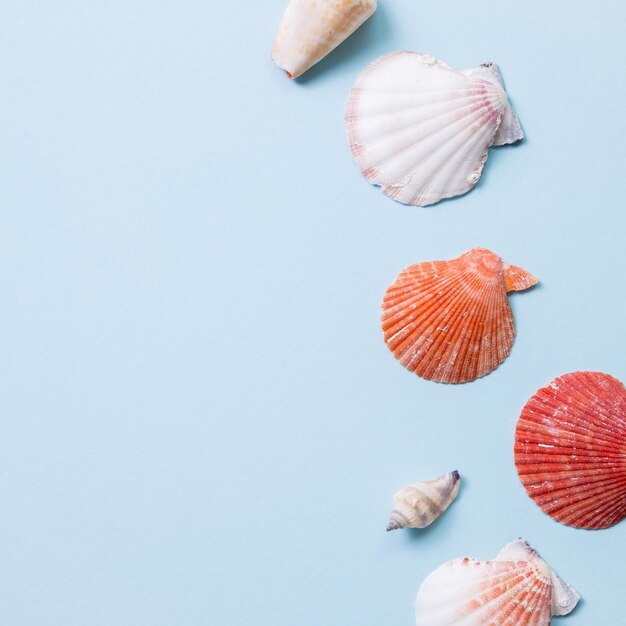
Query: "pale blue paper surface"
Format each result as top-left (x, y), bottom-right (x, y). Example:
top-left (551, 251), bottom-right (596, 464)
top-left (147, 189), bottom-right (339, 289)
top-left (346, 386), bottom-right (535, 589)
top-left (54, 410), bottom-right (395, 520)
top-left (0, 1), bottom-right (625, 624)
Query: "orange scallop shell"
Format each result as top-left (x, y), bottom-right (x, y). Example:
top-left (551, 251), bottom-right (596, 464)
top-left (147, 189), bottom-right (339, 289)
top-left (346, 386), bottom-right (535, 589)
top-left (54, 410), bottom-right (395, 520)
top-left (381, 247), bottom-right (537, 383)
top-left (515, 371), bottom-right (626, 529)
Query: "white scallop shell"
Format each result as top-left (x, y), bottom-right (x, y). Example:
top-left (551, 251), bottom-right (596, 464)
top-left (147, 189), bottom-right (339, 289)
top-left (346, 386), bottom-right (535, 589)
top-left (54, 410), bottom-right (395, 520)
top-left (415, 539), bottom-right (580, 626)
top-left (272, 0), bottom-right (377, 79)
top-left (345, 52), bottom-right (523, 206)
top-left (387, 471), bottom-right (460, 531)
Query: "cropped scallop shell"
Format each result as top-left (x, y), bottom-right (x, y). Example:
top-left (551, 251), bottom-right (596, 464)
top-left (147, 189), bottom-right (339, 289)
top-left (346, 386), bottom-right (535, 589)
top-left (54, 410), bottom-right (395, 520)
top-left (415, 538), bottom-right (580, 625)
top-left (272, 0), bottom-right (377, 79)
top-left (381, 247), bottom-right (537, 384)
top-left (387, 471), bottom-right (460, 531)
top-left (345, 51), bottom-right (523, 206)
top-left (515, 371), bottom-right (626, 529)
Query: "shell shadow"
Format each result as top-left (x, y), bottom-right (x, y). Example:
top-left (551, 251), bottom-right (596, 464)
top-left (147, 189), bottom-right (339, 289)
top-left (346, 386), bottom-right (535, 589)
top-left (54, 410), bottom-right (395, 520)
top-left (477, 132), bottom-right (527, 191)
top-left (573, 596), bottom-right (585, 615)
top-left (293, 4), bottom-right (392, 85)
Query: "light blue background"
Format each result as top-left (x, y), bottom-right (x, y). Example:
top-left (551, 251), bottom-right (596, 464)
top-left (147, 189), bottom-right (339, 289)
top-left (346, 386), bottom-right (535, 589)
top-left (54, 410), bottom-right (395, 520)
top-left (1, 1), bottom-right (624, 624)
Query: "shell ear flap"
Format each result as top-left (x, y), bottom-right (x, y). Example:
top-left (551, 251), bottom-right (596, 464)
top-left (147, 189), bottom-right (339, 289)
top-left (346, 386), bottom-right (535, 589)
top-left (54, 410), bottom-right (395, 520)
top-left (503, 263), bottom-right (538, 292)
top-left (464, 63), bottom-right (524, 146)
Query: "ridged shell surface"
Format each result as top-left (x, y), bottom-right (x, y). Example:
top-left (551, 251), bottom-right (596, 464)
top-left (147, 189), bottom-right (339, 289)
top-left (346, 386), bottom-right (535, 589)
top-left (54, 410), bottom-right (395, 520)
top-left (272, 0), bottom-right (377, 79)
top-left (345, 52), bottom-right (523, 206)
top-left (381, 248), bottom-right (537, 384)
top-left (515, 371), bottom-right (626, 529)
top-left (415, 539), bottom-right (580, 626)
top-left (387, 471), bottom-right (460, 531)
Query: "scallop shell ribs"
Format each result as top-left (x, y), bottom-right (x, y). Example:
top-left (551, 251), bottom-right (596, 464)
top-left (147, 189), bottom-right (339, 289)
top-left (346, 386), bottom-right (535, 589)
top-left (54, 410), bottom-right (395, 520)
top-left (515, 371), bottom-right (626, 529)
top-left (346, 51), bottom-right (523, 206)
top-left (381, 247), bottom-right (537, 383)
top-left (415, 538), bottom-right (580, 625)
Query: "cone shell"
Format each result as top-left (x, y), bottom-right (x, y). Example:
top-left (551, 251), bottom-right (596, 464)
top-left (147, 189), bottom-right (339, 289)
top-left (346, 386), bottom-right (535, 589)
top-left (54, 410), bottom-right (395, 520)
top-left (515, 371), bottom-right (626, 530)
top-left (381, 248), bottom-right (537, 384)
top-left (415, 538), bottom-right (580, 625)
top-left (345, 52), bottom-right (523, 206)
top-left (387, 471), bottom-right (460, 531)
top-left (272, 0), bottom-right (377, 79)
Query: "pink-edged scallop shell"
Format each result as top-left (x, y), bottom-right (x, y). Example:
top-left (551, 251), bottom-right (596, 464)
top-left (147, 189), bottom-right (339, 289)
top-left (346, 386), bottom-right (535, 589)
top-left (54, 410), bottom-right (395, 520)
top-left (415, 538), bottom-right (580, 626)
top-left (381, 247), bottom-right (537, 384)
top-left (345, 51), bottom-right (523, 206)
top-left (515, 371), bottom-right (626, 529)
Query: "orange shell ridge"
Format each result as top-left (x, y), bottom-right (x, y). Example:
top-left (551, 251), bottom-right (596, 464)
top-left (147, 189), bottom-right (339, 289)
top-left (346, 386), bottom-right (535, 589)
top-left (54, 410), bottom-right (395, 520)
top-left (515, 371), bottom-right (626, 530)
top-left (381, 247), bottom-right (536, 384)
top-left (503, 263), bottom-right (538, 292)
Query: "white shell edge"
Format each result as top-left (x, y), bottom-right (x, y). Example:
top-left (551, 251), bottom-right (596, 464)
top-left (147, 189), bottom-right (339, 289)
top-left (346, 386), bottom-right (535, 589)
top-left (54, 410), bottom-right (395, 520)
top-left (495, 538), bottom-right (581, 617)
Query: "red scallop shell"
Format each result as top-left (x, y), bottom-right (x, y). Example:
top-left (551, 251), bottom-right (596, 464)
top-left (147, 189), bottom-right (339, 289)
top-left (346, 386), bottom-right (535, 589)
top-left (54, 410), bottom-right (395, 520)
top-left (381, 247), bottom-right (537, 384)
top-left (515, 371), bottom-right (626, 529)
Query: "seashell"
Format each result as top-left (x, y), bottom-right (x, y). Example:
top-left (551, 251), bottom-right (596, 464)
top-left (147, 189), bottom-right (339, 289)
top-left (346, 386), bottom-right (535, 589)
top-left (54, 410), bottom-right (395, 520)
top-left (515, 371), bottom-right (626, 529)
top-left (415, 538), bottom-right (580, 625)
top-left (272, 0), bottom-right (377, 79)
top-left (345, 51), bottom-right (523, 206)
top-left (381, 247), bottom-right (537, 384)
top-left (387, 471), bottom-right (460, 531)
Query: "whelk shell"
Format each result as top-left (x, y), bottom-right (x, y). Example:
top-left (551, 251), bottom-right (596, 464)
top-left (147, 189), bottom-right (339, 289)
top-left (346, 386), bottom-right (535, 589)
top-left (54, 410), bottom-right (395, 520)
top-left (345, 51), bottom-right (523, 206)
top-left (387, 471), bottom-right (460, 531)
top-left (381, 247), bottom-right (537, 384)
top-left (272, 0), bottom-right (377, 79)
top-left (415, 538), bottom-right (580, 625)
top-left (515, 371), bottom-right (626, 529)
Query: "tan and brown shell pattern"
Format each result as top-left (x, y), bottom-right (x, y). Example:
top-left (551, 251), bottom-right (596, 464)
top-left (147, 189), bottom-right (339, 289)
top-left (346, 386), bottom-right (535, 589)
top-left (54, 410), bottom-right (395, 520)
top-left (272, 0), bottom-right (377, 79)
top-left (381, 247), bottom-right (537, 383)
top-left (387, 471), bottom-right (461, 531)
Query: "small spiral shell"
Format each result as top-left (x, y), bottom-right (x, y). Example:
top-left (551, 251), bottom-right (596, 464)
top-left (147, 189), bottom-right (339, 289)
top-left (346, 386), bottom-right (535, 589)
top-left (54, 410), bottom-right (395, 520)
top-left (386, 471), bottom-right (460, 531)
